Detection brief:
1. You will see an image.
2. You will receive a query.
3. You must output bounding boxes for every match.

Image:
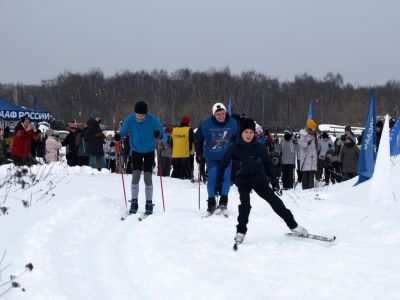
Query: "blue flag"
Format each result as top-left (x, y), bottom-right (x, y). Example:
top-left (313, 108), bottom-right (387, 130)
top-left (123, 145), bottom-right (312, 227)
top-left (390, 117), bottom-right (400, 156)
top-left (356, 89), bottom-right (377, 184)
top-left (227, 98), bottom-right (232, 115)
top-left (307, 101), bottom-right (314, 120)
top-left (32, 95), bottom-right (38, 111)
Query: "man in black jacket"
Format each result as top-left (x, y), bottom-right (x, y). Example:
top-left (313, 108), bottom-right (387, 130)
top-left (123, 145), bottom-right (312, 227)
top-left (83, 111), bottom-right (105, 171)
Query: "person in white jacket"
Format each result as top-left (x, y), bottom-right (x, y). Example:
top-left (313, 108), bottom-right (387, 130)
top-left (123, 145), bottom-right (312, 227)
top-left (45, 129), bottom-right (62, 163)
top-left (298, 119), bottom-right (318, 190)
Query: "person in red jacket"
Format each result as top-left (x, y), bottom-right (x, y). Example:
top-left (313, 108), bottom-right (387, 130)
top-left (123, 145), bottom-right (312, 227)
top-left (11, 116), bottom-right (38, 166)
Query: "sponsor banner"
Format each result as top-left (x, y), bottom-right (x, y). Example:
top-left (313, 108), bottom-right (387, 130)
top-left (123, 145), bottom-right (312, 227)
top-left (0, 110), bottom-right (51, 121)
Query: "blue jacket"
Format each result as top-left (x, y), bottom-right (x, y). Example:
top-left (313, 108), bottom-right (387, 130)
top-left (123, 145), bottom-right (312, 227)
top-left (195, 114), bottom-right (238, 162)
top-left (119, 113), bottom-right (167, 154)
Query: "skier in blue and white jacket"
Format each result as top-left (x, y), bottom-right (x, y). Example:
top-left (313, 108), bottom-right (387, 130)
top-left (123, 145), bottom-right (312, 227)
top-left (115, 101), bottom-right (167, 215)
top-left (195, 102), bottom-right (238, 214)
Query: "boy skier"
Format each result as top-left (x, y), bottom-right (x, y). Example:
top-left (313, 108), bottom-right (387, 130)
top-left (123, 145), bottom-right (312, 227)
top-left (215, 118), bottom-right (307, 246)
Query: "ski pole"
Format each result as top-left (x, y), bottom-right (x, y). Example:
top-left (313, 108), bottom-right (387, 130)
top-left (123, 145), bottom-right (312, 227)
top-left (121, 168), bottom-right (127, 208)
top-left (156, 138), bottom-right (166, 212)
top-left (197, 163), bottom-right (201, 210)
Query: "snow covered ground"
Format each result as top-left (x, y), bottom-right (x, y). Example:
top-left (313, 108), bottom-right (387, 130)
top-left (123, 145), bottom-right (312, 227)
top-left (1, 156), bottom-right (400, 299)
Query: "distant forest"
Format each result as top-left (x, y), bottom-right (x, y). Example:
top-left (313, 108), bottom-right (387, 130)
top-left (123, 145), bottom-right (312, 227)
top-left (1, 68), bottom-right (399, 131)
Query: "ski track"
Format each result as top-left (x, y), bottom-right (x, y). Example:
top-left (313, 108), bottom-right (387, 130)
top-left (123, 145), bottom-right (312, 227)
top-left (2, 171), bottom-right (400, 299)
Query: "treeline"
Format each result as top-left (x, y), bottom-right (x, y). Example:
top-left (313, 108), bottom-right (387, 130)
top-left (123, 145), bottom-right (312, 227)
top-left (1, 68), bottom-right (399, 131)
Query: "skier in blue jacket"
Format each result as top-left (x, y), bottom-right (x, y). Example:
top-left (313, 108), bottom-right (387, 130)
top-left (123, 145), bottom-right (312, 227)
top-left (115, 101), bottom-right (167, 215)
top-left (195, 102), bottom-right (238, 214)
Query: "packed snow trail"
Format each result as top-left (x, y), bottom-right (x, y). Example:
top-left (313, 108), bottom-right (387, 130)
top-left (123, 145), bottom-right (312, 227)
top-left (1, 165), bottom-right (400, 299)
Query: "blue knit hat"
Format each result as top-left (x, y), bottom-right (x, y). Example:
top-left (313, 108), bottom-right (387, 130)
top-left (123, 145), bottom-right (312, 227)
top-left (91, 111), bottom-right (101, 119)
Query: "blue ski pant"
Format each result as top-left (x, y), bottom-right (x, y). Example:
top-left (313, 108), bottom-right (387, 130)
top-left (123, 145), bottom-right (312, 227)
top-left (206, 161), bottom-right (232, 198)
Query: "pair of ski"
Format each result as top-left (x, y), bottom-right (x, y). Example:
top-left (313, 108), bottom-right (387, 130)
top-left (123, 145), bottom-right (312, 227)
top-left (233, 233), bottom-right (336, 251)
top-left (121, 212), bottom-right (150, 221)
top-left (202, 208), bottom-right (229, 218)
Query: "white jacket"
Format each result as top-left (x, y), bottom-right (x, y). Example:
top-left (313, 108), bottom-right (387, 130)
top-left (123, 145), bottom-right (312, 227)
top-left (45, 136), bottom-right (62, 162)
top-left (318, 138), bottom-right (333, 159)
top-left (298, 128), bottom-right (318, 171)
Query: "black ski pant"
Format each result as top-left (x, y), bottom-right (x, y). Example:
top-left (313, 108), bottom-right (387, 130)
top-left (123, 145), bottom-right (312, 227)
top-left (301, 171), bottom-right (315, 190)
top-left (236, 180), bottom-right (298, 235)
top-left (171, 157), bottom-right (191, 179)
top-left (281, 164), bottom-right (294, 189)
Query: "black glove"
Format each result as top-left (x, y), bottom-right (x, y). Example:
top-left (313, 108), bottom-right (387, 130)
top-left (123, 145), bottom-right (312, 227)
top-left (272, 182), bottom-right (282, 196)
top-left (215, 184), bottom-right (222, 196)
top-left (110, 141), bottom-right (115, 147)
top-left (114, 133), bottom-right (121, 141)
top-left (154, 130), bottom-right (162, 139)
top-left (195, 154), bottom-right (203, 164)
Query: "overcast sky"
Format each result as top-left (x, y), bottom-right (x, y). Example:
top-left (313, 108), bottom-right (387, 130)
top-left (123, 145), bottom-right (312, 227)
top-left (1, 0), bottom-right (399, 86)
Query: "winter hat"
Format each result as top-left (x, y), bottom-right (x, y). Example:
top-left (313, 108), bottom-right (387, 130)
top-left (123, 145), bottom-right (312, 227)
top-left (255, 123), bottom-right (263, 133)
top-left (181, 116), bottom-right (190, 125)
top-left (322, 131), bottom-right (329, 139)
top-left (306, 119), bottom-right (317, 130)
top-left (46, 129), bottom-right (54, 136)
top-left (344, 125), bottom-right (352, 132)
top-left (212, 102), bottom-right (226, 115)
top-left (240, 118), bottom-right (256, 135)
top-left (165, 127), bottom-right (172, 134)
top-left (376, 120), bottom-right (384, 129)
top-left (91, 111), bottom-right (101, 119)
top-left (284, 128), bottom-right (293, 135)
top-left (283, 128), bottom-right (293, 135)
top-left (134, 101), bottom-right (148, 114)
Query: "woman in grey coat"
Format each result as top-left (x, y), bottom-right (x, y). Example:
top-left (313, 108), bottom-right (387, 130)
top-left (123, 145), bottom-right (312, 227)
top-left (339, 134), bottom-right (360, 180)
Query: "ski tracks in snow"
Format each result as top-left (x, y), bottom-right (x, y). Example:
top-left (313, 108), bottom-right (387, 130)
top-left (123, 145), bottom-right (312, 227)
top-left (19, 193), bottom-right (139, 300)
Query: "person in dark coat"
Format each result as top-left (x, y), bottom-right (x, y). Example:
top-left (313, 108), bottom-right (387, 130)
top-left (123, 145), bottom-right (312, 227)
top-left (62, 122), bottom-right (80, 166)
top-left (338, 133), bottom-right (360, 180)
top-left (376, 120), bottom-right (383, 151)
top-left (215, 118), bottom-right (308, 245)
top-left (83, 111), bottom-right (105, 170)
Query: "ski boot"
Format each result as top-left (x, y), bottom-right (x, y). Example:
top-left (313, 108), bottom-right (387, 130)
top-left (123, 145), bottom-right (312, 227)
top-left (215, 195), bottom-right (228, 217)
top-left (233, 232), bottom-right (245, 251)
top-left (202, 197), bottom-right (216, 217)
top-left (291, 225), bottom-right (308, 237)
top-left (129, 199), bottom-right (138, 214)
top-left (234, 232), bottom-right (245, 244)
top-left (145, 200), bottom-right (153, 215)
top-left (207, 197), bottom-right (216, 213)
top-left (218, 195), bottom-right (228, 210)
